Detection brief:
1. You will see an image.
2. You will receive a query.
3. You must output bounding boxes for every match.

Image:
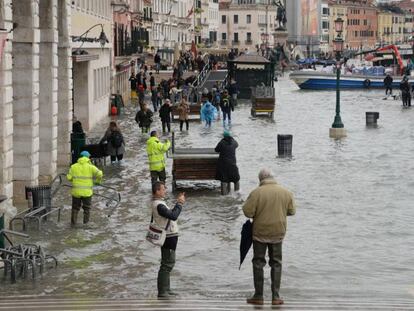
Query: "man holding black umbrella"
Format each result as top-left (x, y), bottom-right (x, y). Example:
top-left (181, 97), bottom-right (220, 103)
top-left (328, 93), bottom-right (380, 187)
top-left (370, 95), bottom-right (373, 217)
top-left (242, 168), bottom-right (296, 305)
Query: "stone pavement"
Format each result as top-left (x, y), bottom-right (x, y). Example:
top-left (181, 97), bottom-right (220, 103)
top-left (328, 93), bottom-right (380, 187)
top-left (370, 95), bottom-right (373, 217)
top-left (0, 297), bottom-right (413, 310)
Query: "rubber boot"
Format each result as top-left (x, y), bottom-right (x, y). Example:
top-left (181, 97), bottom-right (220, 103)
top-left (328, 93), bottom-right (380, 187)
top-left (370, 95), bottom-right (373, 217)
top-left (157, 270), bottom-right (170, 299)
top-left (166, 275), bottom-right (178, 296)
top-left (271, 266), bottom-right (282, 301)
top-left (246, 267), bottom-right (264, 305)
top-left (234, 181), bottom-right (240, 191)
top-left (83, 208), bottom-right (90, 224)
top-left (71, 209), bottom-right (79, 227)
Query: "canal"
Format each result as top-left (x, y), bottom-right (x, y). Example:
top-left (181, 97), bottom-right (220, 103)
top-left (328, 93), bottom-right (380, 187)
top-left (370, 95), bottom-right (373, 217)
top-left (1, 77), bottom-right (413, 302)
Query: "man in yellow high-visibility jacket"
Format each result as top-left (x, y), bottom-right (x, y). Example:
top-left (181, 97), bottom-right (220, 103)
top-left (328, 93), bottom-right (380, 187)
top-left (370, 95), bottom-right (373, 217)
top-left (67, 151), bottom-right (103, 227)
top-left (146, 130), bottom-right (171, 184)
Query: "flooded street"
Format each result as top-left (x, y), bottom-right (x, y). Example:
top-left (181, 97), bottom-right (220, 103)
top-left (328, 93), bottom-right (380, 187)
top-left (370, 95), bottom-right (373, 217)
top-left (1, 77), bottom-right (414, 302)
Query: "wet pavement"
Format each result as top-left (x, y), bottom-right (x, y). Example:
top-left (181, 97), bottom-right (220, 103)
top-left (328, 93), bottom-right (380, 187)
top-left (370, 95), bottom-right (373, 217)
top-left (1, 77), bottom-right (414, 305)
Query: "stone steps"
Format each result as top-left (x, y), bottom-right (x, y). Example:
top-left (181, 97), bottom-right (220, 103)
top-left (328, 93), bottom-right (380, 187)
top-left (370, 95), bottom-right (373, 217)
top-left (0, 297), bottom-right (413, 310)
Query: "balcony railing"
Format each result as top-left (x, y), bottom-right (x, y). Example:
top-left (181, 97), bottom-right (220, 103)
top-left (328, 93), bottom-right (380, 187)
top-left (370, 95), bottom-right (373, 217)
top-left (220, 40), bottom-right (227, 45)
top-left (232, 40), bottom-right (240, 45)
top-left (245, 39), bottom-right (253, 45)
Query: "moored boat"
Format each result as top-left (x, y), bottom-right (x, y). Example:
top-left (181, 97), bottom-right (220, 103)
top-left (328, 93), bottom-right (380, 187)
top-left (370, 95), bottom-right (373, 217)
top-left (289, 70), bottom-right (413, 90)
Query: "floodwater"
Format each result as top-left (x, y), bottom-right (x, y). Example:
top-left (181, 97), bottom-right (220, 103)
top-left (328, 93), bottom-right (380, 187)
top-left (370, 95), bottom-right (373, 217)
top-left (1, 77), bottom-right (414, 302)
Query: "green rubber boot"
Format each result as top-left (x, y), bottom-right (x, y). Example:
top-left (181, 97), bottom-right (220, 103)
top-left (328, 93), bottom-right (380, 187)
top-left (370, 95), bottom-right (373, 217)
top-left (157, 270), bottom-right (170, 299)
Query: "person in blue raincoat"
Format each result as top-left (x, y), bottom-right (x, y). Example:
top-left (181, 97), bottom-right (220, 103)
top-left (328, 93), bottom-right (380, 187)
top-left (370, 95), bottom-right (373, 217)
top-left (200, 96), bottom-right (217, 128)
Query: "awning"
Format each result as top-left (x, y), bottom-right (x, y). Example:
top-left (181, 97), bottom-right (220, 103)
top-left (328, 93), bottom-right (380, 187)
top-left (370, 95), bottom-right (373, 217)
top-left (72, 54), bottom-right (99, 62)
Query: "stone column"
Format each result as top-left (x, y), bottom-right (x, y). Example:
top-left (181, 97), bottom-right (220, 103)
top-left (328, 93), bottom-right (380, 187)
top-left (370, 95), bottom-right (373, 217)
top-left (0, 0), bottom-right (14, 200)
top-left (57, 0), bottom-right (72, 166)
top-left (39, 0), bottom-right (58, 183)
top-left (12, 0), bottom-right (40, 201)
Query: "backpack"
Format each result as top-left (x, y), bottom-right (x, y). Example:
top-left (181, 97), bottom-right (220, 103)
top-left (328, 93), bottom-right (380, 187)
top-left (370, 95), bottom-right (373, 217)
top-left (222, 97), bottom-right (230, 107)
top-left (110, 131), bottom-right (123, 149)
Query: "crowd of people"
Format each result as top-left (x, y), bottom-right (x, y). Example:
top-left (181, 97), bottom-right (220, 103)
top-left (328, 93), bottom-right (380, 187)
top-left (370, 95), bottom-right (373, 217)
top-left (66, 52), bottom-right (296, 306)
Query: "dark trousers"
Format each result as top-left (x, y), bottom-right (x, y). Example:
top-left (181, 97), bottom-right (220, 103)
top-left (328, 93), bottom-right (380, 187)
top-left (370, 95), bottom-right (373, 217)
top-left (223, 111), bottom-right (231, 123)
top-left (110, 154), bottom-right (123, 162)
top-left (141, 127), bottom-right (150, 133)
top-left (252, 240), bottom-right (283, 299)
top-left (385, 87), bottom-right (392, 95)
top-left (71, 196), bottom-right (92, 225)
top-left (151, 169), bottom-right (166, 184)
top-left (162, 121), bottom-right (171, 133)
top-left (402, 92), bottom-right (411, 106)
top-left (158, 240), bottom-right (177, 296)
top-left (179, 120), bottom-right (189, 131)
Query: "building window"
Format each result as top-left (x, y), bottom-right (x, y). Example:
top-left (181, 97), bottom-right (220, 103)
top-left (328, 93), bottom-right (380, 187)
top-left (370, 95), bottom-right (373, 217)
top-left (234, 15), bottom-right (238, 24)
top-left (234, 32), bottom-right (238, 42)
top-left (247, 14), bottom-right (251, 24)
top-left (222, 33), bottom-right (227, 40)
top-left (222, 15), bottom-right (226, 24)
top-left (322, 21), bottom-right (329, 29)
top-left (246, 32), bottom-right (251, 41)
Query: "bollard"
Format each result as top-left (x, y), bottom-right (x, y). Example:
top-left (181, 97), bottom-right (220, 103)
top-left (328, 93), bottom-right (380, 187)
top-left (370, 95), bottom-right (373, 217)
top-left (366, 112), bottom-right (379, 126)
top-left (277, 134), bottom-right (293, 157)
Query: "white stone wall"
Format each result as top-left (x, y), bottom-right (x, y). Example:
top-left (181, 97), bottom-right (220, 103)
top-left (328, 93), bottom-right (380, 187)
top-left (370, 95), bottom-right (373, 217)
top-left (57, 0), bottom-right (73, 166)
top-left (0, 0), bottom-right (14, 200)
top-left (39, 0), bottom-right (59, 183)
top-left (12, 1), bottom-right (41, 200)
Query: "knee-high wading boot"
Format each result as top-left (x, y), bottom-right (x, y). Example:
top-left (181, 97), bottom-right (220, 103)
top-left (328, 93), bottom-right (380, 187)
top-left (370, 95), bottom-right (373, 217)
top-left (246, 267), bottom-right (264, 305)
top-left (166, 274), bottom-right (178, 296)
top-left (157, 270), bottom-right (170, 298)
top-left (83, 209), bottom-right (90, 224)
top-left (71, 209), bottom-right (79, 227)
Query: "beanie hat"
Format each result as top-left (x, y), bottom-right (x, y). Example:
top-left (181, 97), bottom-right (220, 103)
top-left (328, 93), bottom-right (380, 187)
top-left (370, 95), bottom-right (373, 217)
top-left (223, 130), bottom-right (231, 137)
top-left (80, 151), bottom-right (91, 158)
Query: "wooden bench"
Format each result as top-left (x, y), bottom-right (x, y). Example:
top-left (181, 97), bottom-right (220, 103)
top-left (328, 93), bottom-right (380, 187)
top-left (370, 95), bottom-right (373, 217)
top-left (172, 148), bottom-right (225, 192)
top-left (251, 87), bottom-right (275, 118)
top-left (171, 104), bottom-right (202, 121)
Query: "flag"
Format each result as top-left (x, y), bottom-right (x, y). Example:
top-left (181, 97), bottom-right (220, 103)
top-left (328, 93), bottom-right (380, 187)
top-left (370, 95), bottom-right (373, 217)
top-left (186, 5), bottom-right (194, 18)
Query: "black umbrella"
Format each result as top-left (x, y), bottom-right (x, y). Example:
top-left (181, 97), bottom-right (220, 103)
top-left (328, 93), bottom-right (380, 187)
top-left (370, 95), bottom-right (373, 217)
top-left (239, 219), bottom-right (253, 270)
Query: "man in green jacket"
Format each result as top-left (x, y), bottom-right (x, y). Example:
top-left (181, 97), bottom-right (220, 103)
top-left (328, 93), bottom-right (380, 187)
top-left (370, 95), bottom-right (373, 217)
top-left (146, 130), bottom-right (171, 184)
top-left (67, 151), bottom-right (103, 227)
top-left (242, 168), bottom-right (296, 306)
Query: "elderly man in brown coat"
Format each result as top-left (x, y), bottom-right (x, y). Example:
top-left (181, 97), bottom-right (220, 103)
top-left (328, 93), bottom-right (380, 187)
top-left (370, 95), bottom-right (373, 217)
top-left (242, 168), bottom-right (296, 306)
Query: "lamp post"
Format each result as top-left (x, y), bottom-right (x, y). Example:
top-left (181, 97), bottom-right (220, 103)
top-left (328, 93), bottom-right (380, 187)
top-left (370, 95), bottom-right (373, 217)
top-left (329, 17), bottom-right (346, 138)
top-left (72, 23), bottom-right (109, 47)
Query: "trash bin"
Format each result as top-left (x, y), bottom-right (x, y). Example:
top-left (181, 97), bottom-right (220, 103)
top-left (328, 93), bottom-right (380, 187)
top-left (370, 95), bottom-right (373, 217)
top-left (71, 132), bottom-right (86, 164)
top-left (277, 134), bottom-right (293, 157)
top-left (366, 112), bottom-right (379, 127)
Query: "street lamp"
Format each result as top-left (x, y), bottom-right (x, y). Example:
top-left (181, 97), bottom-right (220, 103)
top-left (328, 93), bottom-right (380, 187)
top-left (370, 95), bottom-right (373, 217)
top-left (329, 17), bottom-right (346, 138)
top-left (72, 24), bottom-right (109, 48)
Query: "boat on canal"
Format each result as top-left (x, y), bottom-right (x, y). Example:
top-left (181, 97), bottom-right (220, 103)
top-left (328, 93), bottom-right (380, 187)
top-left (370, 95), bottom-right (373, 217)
top-left (289, 70), bottom-right (414, 90)
top-left (290, 44), bottom-right (414, 90)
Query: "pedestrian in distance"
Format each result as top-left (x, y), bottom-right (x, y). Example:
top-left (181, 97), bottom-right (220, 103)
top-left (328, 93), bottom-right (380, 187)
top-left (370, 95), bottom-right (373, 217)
top-left (67, 151), bottom-right (103, 227)
top-left (154, 51), bottom-right (161, 74)
top-left (159, 99), bottom-right (173, 133)
top-left (146, 130), bottom-right (171, 184)
top-left (150, 182), bottom-right (185, 298)
top-left (99, 121), bottom-right (125, 163)
top-left (200, 96), bottom-right (217, 128)
top-left (177, 99), bottom-right (190, 131)
top-left (135, 103), bottom-right (153, 133)
top-left (220, 90), bottom-right (234, 128)
top-left (215, 130), bottom-right (240, 192)
top-left (400, 75), bottom-right (411, 107)
top-left (242, 169), bottom-right (296, 306)
top-left (383, 73), bottom-right (393, 96)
